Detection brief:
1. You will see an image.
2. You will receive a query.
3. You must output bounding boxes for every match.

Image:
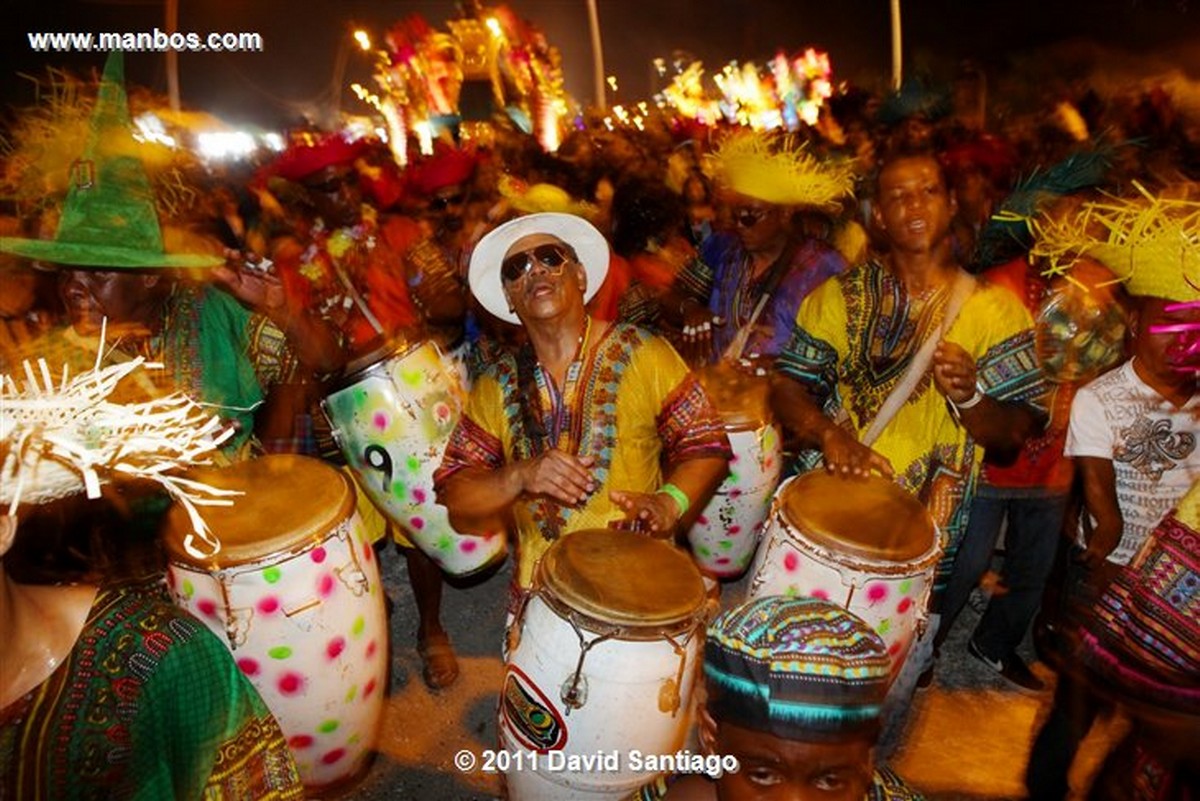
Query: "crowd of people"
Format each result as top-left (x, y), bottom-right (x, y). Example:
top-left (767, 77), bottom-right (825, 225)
top-left (1, 48), bottom-right (1198, 800)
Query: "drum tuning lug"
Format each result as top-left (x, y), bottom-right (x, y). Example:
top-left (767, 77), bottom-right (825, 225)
top-left (560, 674), bottom-right (588, 712)
top-left (335, 564), bottom-right (369, 596)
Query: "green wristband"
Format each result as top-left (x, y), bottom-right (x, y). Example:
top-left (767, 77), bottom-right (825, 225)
top-left (657, 482), bottom-right (691, 517)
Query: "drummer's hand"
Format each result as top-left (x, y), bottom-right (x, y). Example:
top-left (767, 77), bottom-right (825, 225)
top-left (819, 425), bottom-right (894, 479)
top-left (608, 490), bottom-right (681, 538)
top-left (933, 341), bottom-right (978, 405)
top-left (517, 451), bottom-right (596, 506)
top-left (214, 250), bottom-right (287, 318)
top-left (681, 303), bottom-right (722, 365)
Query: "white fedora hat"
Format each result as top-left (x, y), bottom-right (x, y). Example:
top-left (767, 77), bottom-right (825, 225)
top-left (468, 212), bottom-right (609, 325)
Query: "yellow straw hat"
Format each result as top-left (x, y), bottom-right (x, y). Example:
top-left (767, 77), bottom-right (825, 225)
top-left (705, 130), bottom-right (856, 210)
top-left (1030, 184), bottom-right (1200, 301)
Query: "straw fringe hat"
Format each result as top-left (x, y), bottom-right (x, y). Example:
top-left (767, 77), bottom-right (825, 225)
top-left (1029, 183), bottom-right (1200, 301)
top-left (705, 130), bottom-right (856, 210)
top-left (1, 340), bottom-right (238, 559)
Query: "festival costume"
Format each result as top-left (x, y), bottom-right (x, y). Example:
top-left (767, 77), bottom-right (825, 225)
top-left (17, 283), bottom-right (291, 458)
top-left (435, 323), bottom-right (730, 587)
top-left (1025, 189), bottom-right (1200, 800)
top-left (0, 582), bottom-right (303, 801)
top-left (693, 231), bottom-right (847, 360)
top-left (777, 260), bottom-right (1047, 598)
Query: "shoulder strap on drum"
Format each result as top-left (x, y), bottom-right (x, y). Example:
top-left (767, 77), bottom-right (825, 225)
top-left (861, 271), bottom-right (977, 447)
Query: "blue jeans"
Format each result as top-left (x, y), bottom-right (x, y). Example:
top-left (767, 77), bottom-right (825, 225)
top-left (940, 486), bottom-right (1068, 658)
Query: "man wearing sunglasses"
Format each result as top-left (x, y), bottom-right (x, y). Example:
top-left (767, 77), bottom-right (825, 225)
top-left (434, 212), bottom-right (732, 592)
top-left (663, 131), bottom-right (854, 367)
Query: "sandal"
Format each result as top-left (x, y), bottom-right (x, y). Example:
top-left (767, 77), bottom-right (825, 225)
top-left (417, 632), bottom-right (460, 690)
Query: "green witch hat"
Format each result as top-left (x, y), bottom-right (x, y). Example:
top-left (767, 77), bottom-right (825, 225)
top-left (0, 52), bottom-right (221, 269)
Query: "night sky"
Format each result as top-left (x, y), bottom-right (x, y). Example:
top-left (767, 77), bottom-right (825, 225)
top-left (4, 0), bottom-right (1200, 129)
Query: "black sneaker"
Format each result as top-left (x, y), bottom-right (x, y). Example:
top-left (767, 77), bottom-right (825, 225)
top-left (968, 639), bottom-right (1045, 693)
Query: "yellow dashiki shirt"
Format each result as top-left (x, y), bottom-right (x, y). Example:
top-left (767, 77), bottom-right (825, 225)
top-left (777, 261), bottom-right (1047, 598)
top-left (436, 322), bottom-right (731, 588)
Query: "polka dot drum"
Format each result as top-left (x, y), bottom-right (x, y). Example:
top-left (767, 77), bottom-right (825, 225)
top-left (323, 340), bottom-right (506, 576)
top-left (747, 472), bottom-right (941, 674)
top-left (162, 455), bottom-right (388, 790)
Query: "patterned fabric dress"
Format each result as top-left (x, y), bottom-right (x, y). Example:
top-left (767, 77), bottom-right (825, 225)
top-left (0, 582), bottom-right (303, 801)
top-left (435, 322), bottom-right (731, 587)
top-left (776, 261), bottom-right (1047, 599)
top-left (693, 232), bottom-right (848, 362)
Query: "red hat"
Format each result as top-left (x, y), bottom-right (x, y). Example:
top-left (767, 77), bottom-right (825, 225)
top-left (264, 132), bottom-right (369, 182)
top-left (406, 144), bottom-right (477, 197)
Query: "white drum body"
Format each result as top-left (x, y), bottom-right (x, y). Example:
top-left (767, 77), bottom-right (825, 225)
top-left (688, 421), bottom-right (781, 578)
top-left (167, 508), bottom-right (387, 789)
top-left (323, 340), bottom-right (505, 576)
top-left (499, 594), bottom-right (704, 800)
top-left (747, 475), bottom-right (940, 673)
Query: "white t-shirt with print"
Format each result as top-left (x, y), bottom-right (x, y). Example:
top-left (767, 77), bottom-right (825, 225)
top-left (1065, 359), bottom-right (1200, 565)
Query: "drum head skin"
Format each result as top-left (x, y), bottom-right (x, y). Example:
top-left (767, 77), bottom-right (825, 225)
top-left (539, 529), bottom-right (706, 627)
top-left (695, 362), bottom-right (772, 430)
top-left (162, 454), bottom-right (354, 566)
top-left (781, 472), bottom-right (936, 562)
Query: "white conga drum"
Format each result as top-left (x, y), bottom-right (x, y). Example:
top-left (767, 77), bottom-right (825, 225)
top-left (322, 339), bottom-right (505, 576)
top-left (747, 472), bottom-right (940, 673)
top-left (688, 363), bottom-right (782, 578)
top-left (500, 529), bottom-right (707, 800)
top-left (162, 455), bottom-right (388, 791)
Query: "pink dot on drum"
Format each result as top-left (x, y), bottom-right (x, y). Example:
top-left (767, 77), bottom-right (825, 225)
top-left (460, 539), bottom-right (478, 553)
top-left (365, 640), bottom-right (378, 659)
top-left (810, 589), bottom-right (830, 601)
top-left (783, 551), bottom-right (800, 572)
top-left (321, 748), bottom-right (347, 765)
top-left (197, 598), bottom-right (217, 618)
top-left (716, 557), bottom-right (730, 565)
top-left (412, 488), bottom-right (427, 504)
top-left (258, 596), bottom-right (280, 615)
top-left (728, 524), bottom-right (741, 535)
top-left (364, 677), bottom-right (378, 698)
top-left (897, 597), bottom-right (913, 614)
top-left (866, 584), bottom-right (889, 605)
top-left (362, 541), bottom-right (373, 561)
top-left (372, 412), bottom-right (389, 431)
top-left (278, 671), bottom-right (306, 695)
top-left (311, 547), bottom-right (327, 563)
top-left (697, 514), bottom-right (709, 525)
top-left (237, 657), bottom-right (260, 676)
top-left (288, 734), bottom-right (314, 749)
top-left (410, 517), bottom-right (425, 530)
top-left (888, 641), bottom-right (903, 656)
top-left (327, 637), bottom-right (346, 660)
top-left (318, 573), bottom-right (335, 597)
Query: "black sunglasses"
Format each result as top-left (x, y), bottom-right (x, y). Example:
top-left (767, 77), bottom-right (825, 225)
top-left (501, 243), bottom-right (575, 284)
top-left (429, 193), bottom-right (466, 211)
top-left (733, 207), bottom-right (769, 228)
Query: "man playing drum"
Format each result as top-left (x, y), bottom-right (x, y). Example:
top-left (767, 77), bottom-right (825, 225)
top-left (769, 152), bottom-right (1049, 748)
top-left (632, 596), bottom-right (922, 800)
top-left (434, 211), bottom-right (731, 594)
